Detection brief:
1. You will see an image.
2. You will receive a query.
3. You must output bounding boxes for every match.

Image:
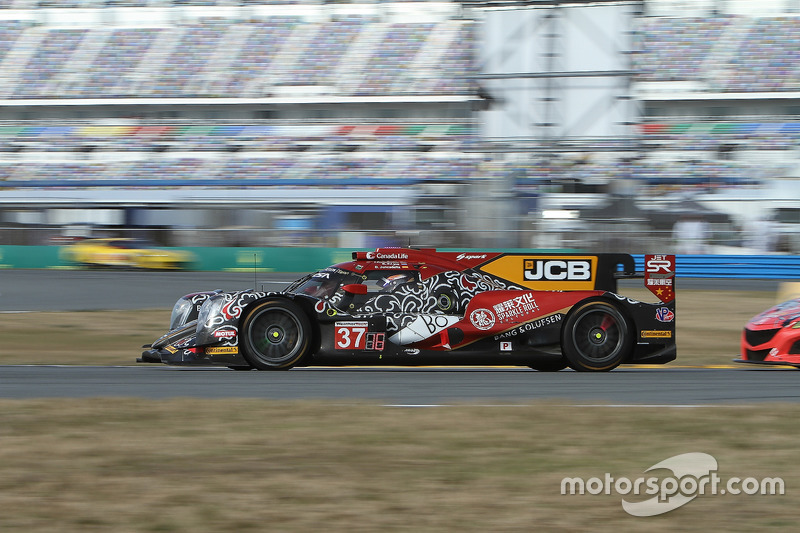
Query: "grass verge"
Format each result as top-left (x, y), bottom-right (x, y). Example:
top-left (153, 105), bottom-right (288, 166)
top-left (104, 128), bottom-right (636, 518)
top-left (0, 399), bottom-right (796, 532)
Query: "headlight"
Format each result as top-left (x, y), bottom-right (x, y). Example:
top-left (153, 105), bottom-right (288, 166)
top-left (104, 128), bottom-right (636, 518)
top-left (170, 297), bottom-right (196, 330)
top-left (197, 294), bottom-right (227, 331)
top-left (169, 291), bottom-right (221, 330)
top-left (196, 294), bottom-right (230, 345)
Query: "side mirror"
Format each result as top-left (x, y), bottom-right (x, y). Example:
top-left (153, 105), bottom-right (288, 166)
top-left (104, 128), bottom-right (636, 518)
top-left (342, 283), bottom-right (368, 295)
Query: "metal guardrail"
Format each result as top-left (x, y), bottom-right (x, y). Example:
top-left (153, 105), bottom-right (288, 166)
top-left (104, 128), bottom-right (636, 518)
top-left (633, 255), bottom-right (800, 280)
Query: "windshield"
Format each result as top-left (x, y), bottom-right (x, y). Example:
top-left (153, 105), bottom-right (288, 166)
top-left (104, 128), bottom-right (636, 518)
top-left (287, 268), bottom-right (361, 299)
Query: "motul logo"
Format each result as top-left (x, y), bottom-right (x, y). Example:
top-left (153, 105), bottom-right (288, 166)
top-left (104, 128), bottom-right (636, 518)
top-left (524, 260), bottom-right (592, 281)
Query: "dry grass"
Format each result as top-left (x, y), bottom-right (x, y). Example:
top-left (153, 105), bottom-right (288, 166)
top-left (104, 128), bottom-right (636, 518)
top-left (0, 399), bottom-right (797, 532)
top-left (0, 289), bottom-right (778, 367)
top-left (0, 309), bottom-right (170, 366)
top-left (675, 290), bottom-right (776, 365)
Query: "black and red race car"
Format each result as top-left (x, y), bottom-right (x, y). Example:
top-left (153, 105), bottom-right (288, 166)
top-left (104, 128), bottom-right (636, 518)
top-left (736, 297), bottom-right (800, 367)
top-left (139, 249), bottom-right (676, 372)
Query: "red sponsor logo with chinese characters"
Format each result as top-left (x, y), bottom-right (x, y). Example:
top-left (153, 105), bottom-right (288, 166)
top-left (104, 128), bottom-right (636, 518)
top-left (645, 254), bottom-right (675, 303)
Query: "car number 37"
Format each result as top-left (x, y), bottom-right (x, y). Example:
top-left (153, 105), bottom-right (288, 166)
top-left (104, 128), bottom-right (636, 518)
top-left (335, 322), bottom-right (385, 351)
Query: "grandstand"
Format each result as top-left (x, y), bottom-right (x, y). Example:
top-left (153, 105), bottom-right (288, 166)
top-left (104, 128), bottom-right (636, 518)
top-left (0, 0), bottom-right (799, 252)
top-left (0, 1), bottom-right (486, 247)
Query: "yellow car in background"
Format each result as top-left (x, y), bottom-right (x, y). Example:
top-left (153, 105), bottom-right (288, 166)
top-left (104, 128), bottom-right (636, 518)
top-left (64, 238), bottom-right (194, 270)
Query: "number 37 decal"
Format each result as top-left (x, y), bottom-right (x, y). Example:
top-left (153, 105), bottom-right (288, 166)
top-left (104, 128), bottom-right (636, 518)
top-left (335, 321), bottom-right (385, 351)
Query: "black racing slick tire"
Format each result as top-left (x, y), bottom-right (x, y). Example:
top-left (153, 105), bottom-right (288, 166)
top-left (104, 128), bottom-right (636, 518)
top-left (562, 300), bottom-right (633, 372)
top-left (240, 299), bottom-right (312, 370)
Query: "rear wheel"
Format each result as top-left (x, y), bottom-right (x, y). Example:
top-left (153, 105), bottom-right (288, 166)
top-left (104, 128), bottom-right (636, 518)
top-left (240, 299), bottom-right (311, 370)
top-left (562, 300), bottom-right (632, 372)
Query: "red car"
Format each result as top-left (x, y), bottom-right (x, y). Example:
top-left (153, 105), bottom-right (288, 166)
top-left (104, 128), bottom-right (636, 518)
top-left (736, 298), bottom-right (800, 367)
top-left (140, 248), bottom-right (676, 372)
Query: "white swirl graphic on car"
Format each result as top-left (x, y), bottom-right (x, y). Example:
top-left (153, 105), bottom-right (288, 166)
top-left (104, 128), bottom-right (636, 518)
top-left (222, 292), bottom-right (266, 320)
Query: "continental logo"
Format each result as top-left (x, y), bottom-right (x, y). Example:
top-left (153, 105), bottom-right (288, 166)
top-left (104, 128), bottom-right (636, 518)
top-left (478, 255), bottom-right (598, 290)
top-left (641, 330), bottom-right (673, 339)
top-left (206, 347), bottom-right (239, 355)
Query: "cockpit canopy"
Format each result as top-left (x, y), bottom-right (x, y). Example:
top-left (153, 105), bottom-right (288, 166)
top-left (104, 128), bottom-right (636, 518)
top-left (286, 266), bottom-right (421, 300)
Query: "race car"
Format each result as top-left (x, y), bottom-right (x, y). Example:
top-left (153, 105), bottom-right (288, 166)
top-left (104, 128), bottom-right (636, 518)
top-left (139, 248), bottom-right (676, 372)
top-left (735, 297), bottom-right (800, 367)
top-left (64, 238), bottom-right (194, 270)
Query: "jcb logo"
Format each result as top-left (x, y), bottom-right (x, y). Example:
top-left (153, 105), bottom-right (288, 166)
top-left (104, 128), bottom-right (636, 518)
top-left (524, 260), bottom-right (592, 281)
top-left (477, 254), bottom-right (597, 290)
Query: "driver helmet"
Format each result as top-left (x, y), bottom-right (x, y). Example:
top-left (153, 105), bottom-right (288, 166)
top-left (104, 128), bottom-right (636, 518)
top-left (380, 273), bottom-right (414, 293)
top-left (304, 279), bottom-right (337, 298)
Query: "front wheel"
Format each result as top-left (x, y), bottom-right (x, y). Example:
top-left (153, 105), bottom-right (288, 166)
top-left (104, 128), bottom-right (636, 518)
top-left (562, 300), bottom-right (632, 372)
top-left (240, 299), bottom-right (312, 370)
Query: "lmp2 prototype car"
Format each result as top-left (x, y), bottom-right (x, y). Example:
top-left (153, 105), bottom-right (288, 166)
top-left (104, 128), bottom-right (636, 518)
top-left (139, 249), bottom-right (676, 372)
top-left (736, 297), bottom-right (800, 367)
